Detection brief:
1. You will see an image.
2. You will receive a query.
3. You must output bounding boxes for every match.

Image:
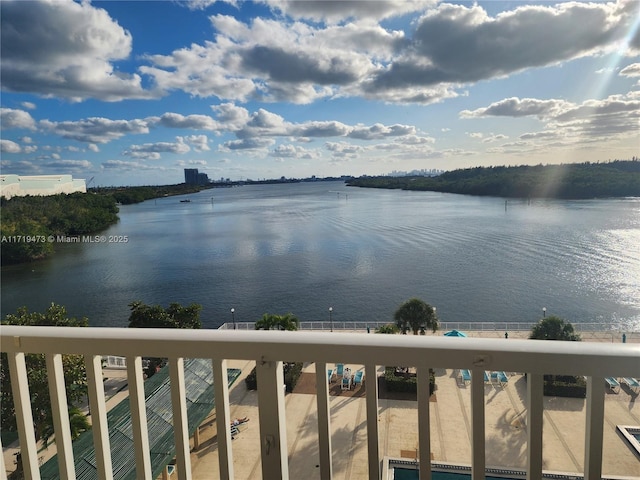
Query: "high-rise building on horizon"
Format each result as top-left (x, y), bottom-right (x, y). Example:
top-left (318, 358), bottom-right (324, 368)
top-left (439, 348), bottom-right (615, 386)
top-left (184, 168), bottom-right (209, 185)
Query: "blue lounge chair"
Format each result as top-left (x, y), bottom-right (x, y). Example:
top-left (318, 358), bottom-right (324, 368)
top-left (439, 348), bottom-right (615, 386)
top-left (341, 375), bottom-right (351, 390)
top-left (605, 377), bottom-right (620, 393)
top-left (336, 363), bottom-right (344, 377)
top-left (353, 370), bottom-right (364, 387)
top-left (327, 368), bottom-right (335, 383)
top-left (496, 371), bottom-right (509, 386)
top-left (622, 377), bottom-right (639, 392)
top-left (459, 369), bottom-right (471, 385)
top-left (484, 371), bottom-right (491, 384)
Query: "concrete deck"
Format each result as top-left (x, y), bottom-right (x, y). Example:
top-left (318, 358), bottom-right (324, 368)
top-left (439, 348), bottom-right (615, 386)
top-left (189, 359), bottom-right (640, 480)
top-left (3, 330), bottom-right (639, 479)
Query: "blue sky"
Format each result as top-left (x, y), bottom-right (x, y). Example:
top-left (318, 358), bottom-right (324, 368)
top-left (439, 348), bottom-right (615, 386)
top-left (1, 0), bottom-right (639, 186)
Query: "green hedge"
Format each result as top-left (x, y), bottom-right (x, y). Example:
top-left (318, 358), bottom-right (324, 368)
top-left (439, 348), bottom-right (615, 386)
top-left (542, 375), bottom-right (586, 398)
top-left (245, 362), bottom-right (303, 392)
top-left (384, 367), bottom-right (436, 395)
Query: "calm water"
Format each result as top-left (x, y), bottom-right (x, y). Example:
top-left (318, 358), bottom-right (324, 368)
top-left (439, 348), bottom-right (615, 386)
top-left (2, 181), bottom-right (639, 330)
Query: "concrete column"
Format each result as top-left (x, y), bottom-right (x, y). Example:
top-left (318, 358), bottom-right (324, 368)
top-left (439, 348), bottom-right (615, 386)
top-left (526, 373), bottom-right (543, 480)
top-left (584, 376), bottom-right (605, 480)
top-left (470, 368), bottom-right (485, 480)
top-left (256, 359), bottom-right (289, 479)
top-left (315, 361), bottom-right (332, 480)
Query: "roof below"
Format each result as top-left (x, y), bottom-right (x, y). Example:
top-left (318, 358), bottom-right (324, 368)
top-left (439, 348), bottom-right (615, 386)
top-left (40, 358), bottom-right (241, 480)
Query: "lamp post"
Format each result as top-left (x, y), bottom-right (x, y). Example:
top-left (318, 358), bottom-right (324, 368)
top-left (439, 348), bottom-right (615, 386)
top-left (231, 308), bottom-right (236, 330)
top-left (329, 307), bottom-right (333, 332)
top-left (542, 307), bottom-right (546, 318)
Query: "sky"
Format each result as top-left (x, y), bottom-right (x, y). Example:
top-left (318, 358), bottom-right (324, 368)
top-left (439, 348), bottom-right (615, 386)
top-left (1, 0), bottom-right (639, 186)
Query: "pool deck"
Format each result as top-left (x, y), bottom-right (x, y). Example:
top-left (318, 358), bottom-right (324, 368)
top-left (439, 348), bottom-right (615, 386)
top-left (3, 330), bottom-right (638, 479)
top-left (187, 330), bottom-right (639, 480)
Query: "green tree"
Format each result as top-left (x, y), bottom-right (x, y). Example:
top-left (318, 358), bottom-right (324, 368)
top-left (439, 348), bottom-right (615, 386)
top-left (255, 313), bottom-right (299, 331)
top-left (394, 298), bottom-right (438, 335)
top-left (376, 323), bottom-right (400, 334)
top-left (529, 316), bottom-right (581, 341)
top-left (41, 406), bottom-right (91, 447)
top-left (127, 301), bottom-right (202, 329)
top-left (127, 301), bottom-right (202, 377)
top-left (1, 304), bottom-right (88, 441)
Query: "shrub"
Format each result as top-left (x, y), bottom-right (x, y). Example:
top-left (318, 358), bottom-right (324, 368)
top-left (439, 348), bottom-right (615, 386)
top-left (384, 366), bottom-right (436, 395)
top-left (543, 375), bottom-right (586, 398)
top-left (244, 362), bottom-right (303, 393)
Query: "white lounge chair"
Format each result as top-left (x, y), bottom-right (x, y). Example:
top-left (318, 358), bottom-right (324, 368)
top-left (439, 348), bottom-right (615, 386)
top-left (621, 377), bottom-right (640, 392)
top-left (353, 370), bottom-right (364, 387)
top-left (605, 377), bottom-right (620, 393)
top-left (459, 369), bottom-right (471, 385)
top-left (496, 371), bottom-right (509, 387)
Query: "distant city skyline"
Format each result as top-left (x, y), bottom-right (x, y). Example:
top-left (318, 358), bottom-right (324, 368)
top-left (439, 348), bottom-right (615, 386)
top-left (1, 0), bottom-right (638, 186)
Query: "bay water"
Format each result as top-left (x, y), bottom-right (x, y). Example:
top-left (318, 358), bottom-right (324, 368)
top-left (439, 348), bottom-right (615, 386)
top-left (2, 181), bottom-right (638, 331)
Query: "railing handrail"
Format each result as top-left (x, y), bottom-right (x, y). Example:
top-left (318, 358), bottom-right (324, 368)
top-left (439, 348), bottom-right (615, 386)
top-left (2, 325), bottom-right (638, 378)
top-left (218, 321), bottom-right (640, 332)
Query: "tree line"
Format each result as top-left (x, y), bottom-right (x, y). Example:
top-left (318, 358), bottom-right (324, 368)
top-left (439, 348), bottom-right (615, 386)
top-left (348, 159), bottom-right (640, 199)
top-left (0, 193), bottom-right (119, 265)
top-left (92, 183), bottom-right (211, 205)
top-left (0, 183), bottom-right (214, 265)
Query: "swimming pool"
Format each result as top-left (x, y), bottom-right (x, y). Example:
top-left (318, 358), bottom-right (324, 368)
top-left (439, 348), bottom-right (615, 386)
top-left (617, 425), bottom-right (640, 456)
top-left (385, 458), bottom-right (637, 480)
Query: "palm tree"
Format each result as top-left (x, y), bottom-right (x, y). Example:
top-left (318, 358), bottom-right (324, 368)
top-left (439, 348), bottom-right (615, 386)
top-left (255, 313), bottom-right (299, 331)
top-left (41, 406), bottom-right (91, 448)
top-left (394, 298), bottom-right (438, 335)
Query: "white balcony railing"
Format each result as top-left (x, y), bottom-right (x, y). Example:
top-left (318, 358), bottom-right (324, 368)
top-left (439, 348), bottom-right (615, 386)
top-left (1, 326), bottom-right (638, 480)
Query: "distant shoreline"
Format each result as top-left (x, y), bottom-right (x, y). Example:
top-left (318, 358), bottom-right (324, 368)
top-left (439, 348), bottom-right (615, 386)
top-left (347, 159), bottom-right (640, 199)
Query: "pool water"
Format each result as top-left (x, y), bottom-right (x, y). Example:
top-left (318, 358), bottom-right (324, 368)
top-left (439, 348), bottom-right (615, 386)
top-left (394, 469), bottom-right (510, 480)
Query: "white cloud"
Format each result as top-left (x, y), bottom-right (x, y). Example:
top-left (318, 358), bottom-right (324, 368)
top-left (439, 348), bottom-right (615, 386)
top-left (0, 108), bottom-right (37, 130)
top-left (269, 144), bottom-right (319, 159)
top-left (102, 160), bottom-right (166, 171)
top-left (221, 137), bottom-right (275, 150)
top-left (347, 123), bottom-right (416, 140)
top-left (325, 141), bottom-right (365, 158)
top-left (366, 1), bottom-right (639, 100)
top-left (468, 92), bottom-right (640, 151)
top-left (183, 135), bottom-right (210, 152)
top-left (259, 0), bottom-right (435, 23)
top-left (124, 138), bottom-right (190, 159)
top-left (42, 159), bottom-right (92, 170)
top-left (148, 112), bottom-right (221, 131)
top-left (40, 117), bottom-right (150, 144)
top-left (1, 139), bottom-right (22, 153)
top-left (1, 0), bottom-right (155, 102)
top-left (620, 63), bottom-right (640, 77)
top-left (88, 144), bottom-right (100, 153)
top-left (21, 102), bottom-right (36, 110)
top-left (460, 98), bottom-right (572, 119)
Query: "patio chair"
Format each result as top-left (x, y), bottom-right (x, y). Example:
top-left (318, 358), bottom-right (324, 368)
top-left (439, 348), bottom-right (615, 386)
top-left (327, 368), bottom-right (335, 383)
top-left (336, 363), bottom-right (345, 377)
top-left (484, 371), bottom-right (491, 384)
top-left (496, 371), bottom-right (509, 387)
top-left (622, 377), bottom-right (640, 392)
top-left (353, 370), bottom-right (364, 387)
top-left (605, 377), bottom-right (620, 393)
top-left (458, 369), bottom-right (471, 385)
top-left (341, 374), bottom-right (351, 390)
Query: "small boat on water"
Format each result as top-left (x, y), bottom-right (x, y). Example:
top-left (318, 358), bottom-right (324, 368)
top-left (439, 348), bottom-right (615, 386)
top-left (180, 199), bottom-right (191, 203)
